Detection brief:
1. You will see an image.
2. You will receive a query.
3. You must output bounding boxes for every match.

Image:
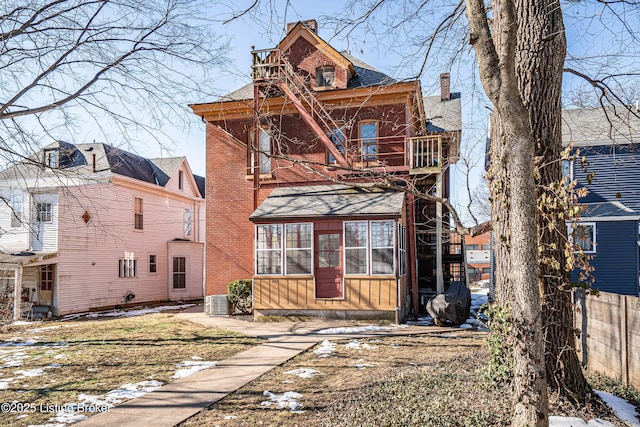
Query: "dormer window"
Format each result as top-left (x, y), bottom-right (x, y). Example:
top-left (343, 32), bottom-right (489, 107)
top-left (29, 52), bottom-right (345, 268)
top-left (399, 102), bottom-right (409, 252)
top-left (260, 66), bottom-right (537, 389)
top-left (316, 66), bottom-right (335, 87)
top-left (45, 150), bottom-right (58, 168)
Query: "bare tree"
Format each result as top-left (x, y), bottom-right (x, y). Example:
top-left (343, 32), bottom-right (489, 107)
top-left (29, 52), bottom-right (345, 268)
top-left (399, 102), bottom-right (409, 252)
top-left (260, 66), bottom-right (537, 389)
top-left (1, 0), bottom-right (228, 164)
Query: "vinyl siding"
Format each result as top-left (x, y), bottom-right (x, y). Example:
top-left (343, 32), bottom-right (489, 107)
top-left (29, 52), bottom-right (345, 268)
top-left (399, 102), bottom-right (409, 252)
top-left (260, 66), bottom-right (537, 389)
top-left (0, 188), bottom-right (30, 252)
top-left (571, 220), bottom-right (639, 296)
top-left (574, 144), bottom-right (640, 213)
top-left (55, 182), bottom-right (204, 315)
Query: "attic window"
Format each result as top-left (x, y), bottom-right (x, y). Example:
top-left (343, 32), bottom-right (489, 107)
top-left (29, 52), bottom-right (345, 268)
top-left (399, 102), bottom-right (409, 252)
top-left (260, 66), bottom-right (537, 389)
top-left (178, 171), bottom-right (184, 190)
top-left (316, 66), bottom-right (335, 87)
top-left (45, 150), bottom-right (58, 168)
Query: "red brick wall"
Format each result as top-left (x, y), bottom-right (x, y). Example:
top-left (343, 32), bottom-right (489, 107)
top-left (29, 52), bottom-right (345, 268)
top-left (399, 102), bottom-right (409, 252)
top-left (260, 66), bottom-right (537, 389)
top-left (285, 37), bottom-right (349, 89)
top-left (205, 124), bottom-right (255, 295)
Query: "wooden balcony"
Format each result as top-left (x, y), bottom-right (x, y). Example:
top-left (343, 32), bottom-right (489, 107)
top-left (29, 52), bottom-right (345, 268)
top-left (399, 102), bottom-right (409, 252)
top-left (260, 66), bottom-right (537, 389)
top-left (335, 135), bottom-right (443, 175)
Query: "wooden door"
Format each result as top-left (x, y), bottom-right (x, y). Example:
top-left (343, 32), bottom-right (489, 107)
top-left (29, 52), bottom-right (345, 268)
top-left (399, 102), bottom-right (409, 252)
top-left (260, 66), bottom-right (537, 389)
top-left (315, 231), bottom-right (343, 298)
top-left (39, 264), bottom-right (54, 306)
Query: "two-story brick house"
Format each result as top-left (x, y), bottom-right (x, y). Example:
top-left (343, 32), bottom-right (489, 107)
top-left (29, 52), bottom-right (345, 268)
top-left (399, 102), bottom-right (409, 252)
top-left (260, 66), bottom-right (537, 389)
top-left (0, 141), bottom-right (205, 318)
top-left (192, 20), bottom-right (461, 321)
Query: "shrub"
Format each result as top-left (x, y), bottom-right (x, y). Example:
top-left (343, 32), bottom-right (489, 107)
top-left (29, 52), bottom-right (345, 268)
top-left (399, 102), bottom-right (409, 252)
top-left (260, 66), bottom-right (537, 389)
top-left (227, 279), bottom-right (252, 314)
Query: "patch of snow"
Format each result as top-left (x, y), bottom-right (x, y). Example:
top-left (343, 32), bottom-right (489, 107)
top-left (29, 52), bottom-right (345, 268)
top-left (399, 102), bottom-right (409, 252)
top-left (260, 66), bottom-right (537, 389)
top-left (261, 390), bottom-right (304, 411)
top-left (0, 337), bottom-right (37, 347)
top-left (191, 356), bottom-right (203, 360)
top-left (549, 416), bottom-right (615, 427)
top-left (316, 325), bottom-right (391, 334)
top-left (283, 368), bottom-right (322, 379)
top-left (313, 340), bottom-right (336, 357)
top-left (0, 377), bottom-right (15, 389)
top-left (77, 380), bottom-right (164, 407)
top-left (459, 324), bottom-right (473, 329)
top-left (61, 304), bottom-right (196, 321)
top-left (596, 390), bottom-right (640, 426)
top-left (344, 340), bottom-right (376, 350)
top-left (282, 380), bottom-right (294, 384)
top-left (172, 360), bottom-right (217, 379)
top-left (353, 359), bottom-right (375, 369)
top-left (29, 326), bottom-right (63, 333)
top-left (11, 321), bottom-right (32, 326)
top-left (224, 415), bottom-right (238, 419)
top-left (48, 410), bottom-right (89, 425)
top-left (2, 351), bottom-right (28, 368)
top-left (15, 368), bottom-right (46, 377)
top-left (406, 316), bottom-right (434, 326)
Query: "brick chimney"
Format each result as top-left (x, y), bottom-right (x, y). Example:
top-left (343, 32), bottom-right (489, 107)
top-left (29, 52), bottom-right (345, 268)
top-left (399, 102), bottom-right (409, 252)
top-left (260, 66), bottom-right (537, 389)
top-left (440, 73), bottom-right (451, 101)
top-left (287, 19), bottom-right (318, 34)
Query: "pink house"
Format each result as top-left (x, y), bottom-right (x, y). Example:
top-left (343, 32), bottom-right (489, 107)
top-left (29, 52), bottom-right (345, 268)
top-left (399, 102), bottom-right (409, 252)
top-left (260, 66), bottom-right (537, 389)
top-left (0, 141), bottom-right (205, 318)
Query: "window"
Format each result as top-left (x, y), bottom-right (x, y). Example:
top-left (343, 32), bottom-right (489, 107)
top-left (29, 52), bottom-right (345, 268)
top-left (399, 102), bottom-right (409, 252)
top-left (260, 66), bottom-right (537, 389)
top-left (345, 220), bottom-right (396, 275)
top-left (45, 150), bottom-right (58, 168)
top-left (256, 224), bottom-right (282, 275)
top-left (316, 66), bottom-right (335, 87)
top-left (345, 221), bottom-right (368, 274)
top-left (40, 265), bottom-right (54, 291)
top-left (11, 194), bottom-right (22, 227)
top-left (184, 209), bottom-right (192, 237)
top-left (36, 202), bottom-right (52, 222)
top-left (371, 221), bottom-right (395, 274)
top-left (466, 244), bottom-right (479, 250)
top-left (149, 254), bottom-right (157, 273)
top-left (482, 267), bottom-right (491, 274)
top-left (119, 252), bottom-right (137, 278)
top-left (570, 223), bottom-right (596, 253)
top-left (327, 127), bottom-right (346, 164)
top-left (359, 122), bottom-right (378, 161)
top-left (562, 159), bottom-right (573, 180)
top-left (285, 223), bottom-right (312, 274)
top-left (178, 171), bottom-right (184, 190)
top-left (398, 223), bottom-right (407, 276)
top-left (248, 128), bottom-right (271, 174)
top-left (134, 197), bottom-right (143, 230)
top-left (173, 257), bottom-right (186, 289)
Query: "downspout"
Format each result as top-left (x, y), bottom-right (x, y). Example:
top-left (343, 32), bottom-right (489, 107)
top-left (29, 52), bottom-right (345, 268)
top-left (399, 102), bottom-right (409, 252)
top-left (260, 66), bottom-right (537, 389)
top-left (253, 84), bottom-right (260, 211)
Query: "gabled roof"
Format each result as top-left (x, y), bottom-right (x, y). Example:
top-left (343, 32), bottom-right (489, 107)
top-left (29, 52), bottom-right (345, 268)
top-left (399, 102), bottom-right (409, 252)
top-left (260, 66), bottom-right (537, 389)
top-left (250, 184), bottom-right (404, 220)
top-left (562, 106), bottom-right (640, 147)
top-left (424, 92), bottom-right (462, 133)
top-left (0, 142), bottom-right (203, 195)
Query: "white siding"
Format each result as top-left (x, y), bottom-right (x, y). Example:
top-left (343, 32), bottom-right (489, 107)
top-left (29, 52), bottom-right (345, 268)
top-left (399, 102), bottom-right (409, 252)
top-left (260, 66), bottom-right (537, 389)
top-left (0, 189), bottom-right (31, 252)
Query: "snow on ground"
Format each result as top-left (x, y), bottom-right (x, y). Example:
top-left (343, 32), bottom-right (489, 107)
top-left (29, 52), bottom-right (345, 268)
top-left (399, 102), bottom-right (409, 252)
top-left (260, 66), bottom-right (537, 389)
top-left (313, 340), bottom-right (336, 357)
top-left (353, 359), bottom-right (375, 370)
top-left (344, 340), bottom-right (376, 350)
top-left (283, 368), bottom-right (322, 379)
top-left (316, 325), bottom-right (391, 334)
top-left (261, 390), bottom-right (304, 412)
top-left (61, 304), bottom-right (196, 321)
top-left (78, 380), bottom-right (164, 407)
top-left (172, 360), bottom-right (217, 379)
top-left (549, 416), bottom-right (615, 426)
top-left (0, 337), bottom-right (38, 347)
top-left (596, 390), bottom-right (640, 426)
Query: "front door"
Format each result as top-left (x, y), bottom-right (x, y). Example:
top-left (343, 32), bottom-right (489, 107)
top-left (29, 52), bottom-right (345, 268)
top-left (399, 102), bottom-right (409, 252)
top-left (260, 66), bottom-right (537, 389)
top-left (39, 264), bottom-right (54, 306)
top-left (315, 232), bottom-right (343, 298)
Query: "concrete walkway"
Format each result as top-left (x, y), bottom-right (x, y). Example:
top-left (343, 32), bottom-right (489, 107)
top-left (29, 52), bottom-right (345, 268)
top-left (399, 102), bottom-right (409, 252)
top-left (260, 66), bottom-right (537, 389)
top-left (75, 307), bottom-right (457, 427)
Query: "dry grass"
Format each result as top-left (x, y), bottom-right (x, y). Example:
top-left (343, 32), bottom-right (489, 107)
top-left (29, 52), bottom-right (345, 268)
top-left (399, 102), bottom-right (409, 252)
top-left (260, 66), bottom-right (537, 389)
top-left (0, 312), bottom-right (260, 426)
top-left (181, 332), bottom-right (630, 427)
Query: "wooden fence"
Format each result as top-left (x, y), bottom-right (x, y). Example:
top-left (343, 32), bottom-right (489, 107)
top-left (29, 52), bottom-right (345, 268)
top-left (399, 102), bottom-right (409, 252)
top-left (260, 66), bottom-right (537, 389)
top-left (573, 289), bottom-right (640, 390)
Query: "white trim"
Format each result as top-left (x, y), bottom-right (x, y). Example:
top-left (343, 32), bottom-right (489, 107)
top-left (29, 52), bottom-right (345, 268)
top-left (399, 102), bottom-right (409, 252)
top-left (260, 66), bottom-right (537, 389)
top-left (568, 222), bottom-right (597, 254)
top-left (284, 222), bottom-right (314, 276)
top-left (581, 216), bottom-right (640, 222)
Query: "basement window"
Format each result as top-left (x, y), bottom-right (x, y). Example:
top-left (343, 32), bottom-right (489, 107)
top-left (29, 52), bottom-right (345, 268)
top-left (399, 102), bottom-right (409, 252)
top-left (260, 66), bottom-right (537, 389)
top-left (316, 66), bottom-right (335, 87)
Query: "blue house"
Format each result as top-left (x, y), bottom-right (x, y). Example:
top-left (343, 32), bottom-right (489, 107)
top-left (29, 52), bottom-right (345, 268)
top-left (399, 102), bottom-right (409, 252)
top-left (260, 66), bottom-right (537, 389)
top-left (563, 106), bottom-right (640, 296)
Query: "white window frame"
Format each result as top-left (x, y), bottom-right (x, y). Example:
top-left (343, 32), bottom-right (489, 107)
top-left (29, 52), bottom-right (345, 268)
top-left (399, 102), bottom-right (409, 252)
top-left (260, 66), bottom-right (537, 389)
top-left (255, 224), bottom-right (283, 275)
top-left (119, 252), bottom-right (137, 278)
top-left (11, 193), bottom-right (22, 228)
top-left (568, 222), bottom-right (596, 254)
top-left (344, 220), bottom-right (396, 276)
top-left (370, 220), bottom-right (396, 275)
top-left (184, 209), bottom-right (192, 238)
top-left (249, 127), bottom-right (272, 174)
top-left (134, 197), bottom-right (143, 230)
top-left (36, 202), bottom-right (52, 223)
top-left (172, 256), bottom-right (186, 289)
top-left (284, 223), bottom-right (313, 275)
top-left (148, 254), bottom-right (157, 274)
top-left (344, 221), bottom-right (369, 275)
top-left (45, 150), bottom-right (58, 168)
top-left (398, 223), bottom-right (407, 277)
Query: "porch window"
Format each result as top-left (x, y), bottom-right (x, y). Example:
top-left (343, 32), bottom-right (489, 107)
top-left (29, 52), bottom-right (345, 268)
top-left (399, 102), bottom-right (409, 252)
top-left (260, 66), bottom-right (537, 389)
top-left (248, 127), bottom-right (271, 174)
top-left (256, 224), bottom-right (282, 274)
top-left (36, 202), bottom-right (52, 222)
top-left (371, 220), bottom-right (395, 274)
top-left (398, 223), bottom-right (407, 276)
top-left (344, 221), bottom-right (368, 274)
top-left (285, 223), bottom-right (312, 274)
top-left (173, 257), bottom-right (186, 289)
top-left (11, 194), bottom-right (22, 227)
top-left (134, 197), bottom-right (143, 230)
top-left (359, 121), bottom-right (378, 161)
top-left (569, 222), bottom-right (596, 253)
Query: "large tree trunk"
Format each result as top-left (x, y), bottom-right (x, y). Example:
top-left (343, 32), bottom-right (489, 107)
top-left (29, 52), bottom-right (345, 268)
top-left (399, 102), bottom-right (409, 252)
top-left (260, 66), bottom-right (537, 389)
top-left (466, 0), bottom-right (549, 424)
top-left (515, 0), bottom-right (592, 402)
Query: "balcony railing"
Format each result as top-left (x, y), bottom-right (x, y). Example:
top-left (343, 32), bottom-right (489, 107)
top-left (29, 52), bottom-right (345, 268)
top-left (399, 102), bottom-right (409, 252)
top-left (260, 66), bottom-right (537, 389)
top-left (251, 48), bottom-right (281, 81)
top-left (333, 135), bottom-right (442, 174)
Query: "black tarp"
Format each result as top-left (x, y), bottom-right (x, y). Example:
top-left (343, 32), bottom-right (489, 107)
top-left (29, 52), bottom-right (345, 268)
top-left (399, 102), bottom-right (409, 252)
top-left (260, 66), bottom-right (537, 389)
top-left (425, 281), bottom-right (471, 326)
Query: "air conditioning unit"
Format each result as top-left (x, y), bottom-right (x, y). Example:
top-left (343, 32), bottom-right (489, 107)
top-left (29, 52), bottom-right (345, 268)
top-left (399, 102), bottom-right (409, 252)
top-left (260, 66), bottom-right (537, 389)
top-left (207, 295), bottom-right (231, 316)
